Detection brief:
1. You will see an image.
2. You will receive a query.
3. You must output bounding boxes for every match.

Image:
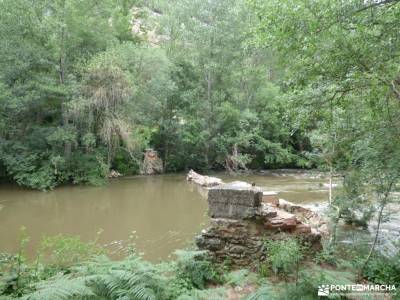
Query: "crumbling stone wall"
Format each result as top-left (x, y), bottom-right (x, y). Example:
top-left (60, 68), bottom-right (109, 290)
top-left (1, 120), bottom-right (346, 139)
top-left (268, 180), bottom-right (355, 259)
top-left (196, 218), bottom-right (265, 266)
top-left (195, 182), bottom-right (323, 266)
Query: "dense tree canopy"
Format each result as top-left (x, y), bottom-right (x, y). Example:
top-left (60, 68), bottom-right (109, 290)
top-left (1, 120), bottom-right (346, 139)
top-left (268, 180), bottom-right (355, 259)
top-left (249, 0), bottom-right (400, 259)
top-left (0, 0), bottom-right (311, 189)
top-left (1, 0), bottom-right (399, 194)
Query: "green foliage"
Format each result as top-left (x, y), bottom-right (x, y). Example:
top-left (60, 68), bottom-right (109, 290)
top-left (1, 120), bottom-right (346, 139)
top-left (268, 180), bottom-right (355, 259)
top-left (67, 152), bottom-right (109, 186)
top-left (2, 231), bottom-right (394, 300)
top-left (0, 228), bottom-right (33, 297)
top-left (19, 255), bottom-right (167, 300)
top-left (20, 275), bottom-right (94, 300)
top-left (39, 234), bottom-right (104, 270)
top-left (362, 253), bottom-right (400, 291)
top-left (313, 246), bottom-right (338, 267)
top-left (0, 0), bottom-right (317, 190)
top-left (174, 250), bottom-right (222, 290)
top-left (264, 238), bottom-right (304, 277)
top-left (280, 267), bottom-right (355, 300)
top-left (245, 284), bottom-right (277, 300)
top-left (176, 287), bottom-right (227, 300)
top-left (249, 267), bottom-right (355, 300)
top-left (224, 269), bottom-right (257, 287)
top-left (249, 0), bottom-right (400, 270)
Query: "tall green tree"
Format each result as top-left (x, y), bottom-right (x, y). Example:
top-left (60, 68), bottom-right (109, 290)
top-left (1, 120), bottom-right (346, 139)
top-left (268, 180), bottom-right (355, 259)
top-left (249, 0), bottom-right (400, 263)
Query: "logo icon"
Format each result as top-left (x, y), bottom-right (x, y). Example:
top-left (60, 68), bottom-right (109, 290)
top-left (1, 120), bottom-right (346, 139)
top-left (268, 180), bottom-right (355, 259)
top-left (318, 285), bottom-right (330, 296)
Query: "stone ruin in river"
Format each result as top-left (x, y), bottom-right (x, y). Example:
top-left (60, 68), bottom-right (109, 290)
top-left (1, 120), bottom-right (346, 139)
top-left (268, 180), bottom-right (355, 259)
top-left (141, 149), bottom-right (164, 175)
top-left (189, 171), bottom-right (327, 266)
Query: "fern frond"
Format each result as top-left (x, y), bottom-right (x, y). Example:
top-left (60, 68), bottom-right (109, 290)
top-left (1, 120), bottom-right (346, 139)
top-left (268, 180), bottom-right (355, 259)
top-left (177, 287), bottom-right (227, 300)
top-left (20, 275), bottom-right (94, 300)
top-left (245, 284), bottom-right (277, 300)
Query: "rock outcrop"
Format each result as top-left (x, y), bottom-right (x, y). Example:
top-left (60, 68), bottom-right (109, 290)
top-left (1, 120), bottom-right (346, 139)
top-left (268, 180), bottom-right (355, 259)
top-left (194, 179), bottom-right (324, 266)
top-left (141, 149), bottom-right (163, 175)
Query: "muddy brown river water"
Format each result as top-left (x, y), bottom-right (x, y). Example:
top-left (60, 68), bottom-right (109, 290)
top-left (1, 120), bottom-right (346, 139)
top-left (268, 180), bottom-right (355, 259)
top-left (0, 171), bottom-right (348, 261)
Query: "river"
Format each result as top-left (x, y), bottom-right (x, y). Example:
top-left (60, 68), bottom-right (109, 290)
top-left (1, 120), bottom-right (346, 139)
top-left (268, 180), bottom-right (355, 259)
top-left (0, 171), bottom-right (396, 261)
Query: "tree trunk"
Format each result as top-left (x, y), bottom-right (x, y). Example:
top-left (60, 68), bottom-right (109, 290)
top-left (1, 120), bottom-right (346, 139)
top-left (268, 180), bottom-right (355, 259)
top-left (329, 164), bottom-right (333, 204)
top-left (362, 202), bottom-right (385, 271)
top-left (362, 179), bottom-right (394, 271)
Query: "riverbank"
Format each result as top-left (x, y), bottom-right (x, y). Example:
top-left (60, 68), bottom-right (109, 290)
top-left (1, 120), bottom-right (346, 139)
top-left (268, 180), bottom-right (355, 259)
top-left (1, 229), bottom-right (398, 300)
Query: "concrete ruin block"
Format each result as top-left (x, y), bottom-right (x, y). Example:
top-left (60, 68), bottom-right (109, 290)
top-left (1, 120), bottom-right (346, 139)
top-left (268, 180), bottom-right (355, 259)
top-left (208, 182), bottom-right (263, 219)
top-left (262, 191), bottom-right (279, 206)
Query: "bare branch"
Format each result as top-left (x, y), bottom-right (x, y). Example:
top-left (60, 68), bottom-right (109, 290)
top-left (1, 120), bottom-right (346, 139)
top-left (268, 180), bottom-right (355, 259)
top-left (355, 0), bottom-right (400, 13)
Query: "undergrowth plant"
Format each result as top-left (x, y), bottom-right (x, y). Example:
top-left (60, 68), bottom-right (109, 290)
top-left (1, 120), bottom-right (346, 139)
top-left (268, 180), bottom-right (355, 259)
top-left (263, 238), bottom-right (304, 280)
top-left (174, 250), bottom-right (223, 290)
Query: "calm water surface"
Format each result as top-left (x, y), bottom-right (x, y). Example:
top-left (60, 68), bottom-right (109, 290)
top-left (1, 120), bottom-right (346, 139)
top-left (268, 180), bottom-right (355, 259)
top-left (0, 172), bottom-right (330, 261)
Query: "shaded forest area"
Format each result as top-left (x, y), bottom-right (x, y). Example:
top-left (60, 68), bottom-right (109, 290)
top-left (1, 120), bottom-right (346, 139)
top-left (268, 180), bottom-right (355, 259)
top-left (0, 0), bottom-right (314, 190)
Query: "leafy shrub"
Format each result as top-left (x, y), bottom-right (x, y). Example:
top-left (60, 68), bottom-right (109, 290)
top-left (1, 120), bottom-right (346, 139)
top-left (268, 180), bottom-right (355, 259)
top-left (113, 148), bottom-right (140, 175)
top-left (1, 145), bottom-right (57, 190)
top-left (174, 250), bottom-right (222, 289)
top-left (164, 276), bottom-right (193, 300)
top-left (314, 245), bottom-right (338, 266)
top-left (264, 238), bottom-right (304, 277)
top-left (0, 228), bottom-right (33, 297)
top-left (0, 140), bottom-right (109, 190)
top-left (67, 152), bottom-right (108, 186)
top-left (362, 253), bottom-right (400, 290)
